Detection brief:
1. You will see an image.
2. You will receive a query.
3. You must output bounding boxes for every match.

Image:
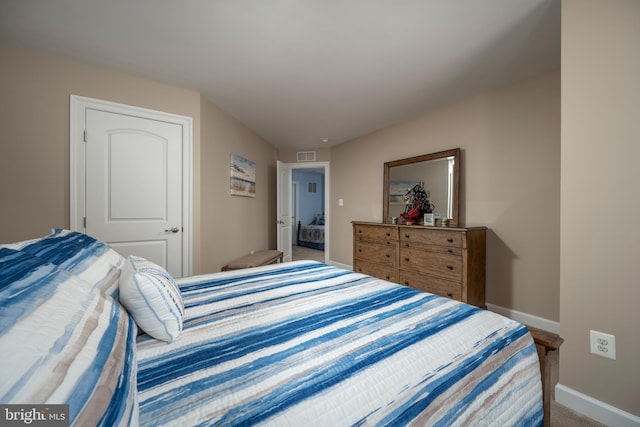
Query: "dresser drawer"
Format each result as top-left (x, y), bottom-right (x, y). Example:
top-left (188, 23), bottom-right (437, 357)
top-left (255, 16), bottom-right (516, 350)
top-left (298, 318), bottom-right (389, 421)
top-left (354, 224), bottom-right (397, 242)
top-left (399, 247), bottom-right (462, 281)
top-left (354, 241), bottom-right (396, 267)
top-left (399, 270), bottom-right (462, 301)
top-left (354, 260), bottom-right (397, 282)
top-left (400, 241), bottom-right (462, 256)
top-left (353, 222), bottom-right (486, 308)
top-left (399, 228), bottom-right (462, 248)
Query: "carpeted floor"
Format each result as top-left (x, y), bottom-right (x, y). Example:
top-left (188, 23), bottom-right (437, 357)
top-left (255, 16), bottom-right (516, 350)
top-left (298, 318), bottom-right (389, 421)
top-left (551, 400), bottom-right (606, 426)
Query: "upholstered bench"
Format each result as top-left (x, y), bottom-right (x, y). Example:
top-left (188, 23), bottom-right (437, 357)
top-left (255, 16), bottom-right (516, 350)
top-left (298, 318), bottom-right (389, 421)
top-left (221, 250), bottom-right (284, 271)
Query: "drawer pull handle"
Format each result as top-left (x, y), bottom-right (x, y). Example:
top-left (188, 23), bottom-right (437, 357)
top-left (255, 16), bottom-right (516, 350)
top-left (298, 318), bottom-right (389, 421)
top-left (447, 265), bottom-right (454, 270)
top-left (386, 233), bottom-right (391, 237)
top-left (404, 257), bottom-right (410, 262)
top-left (404, 234), bottom-right (410, 238)
top-left (447, 238), bottom-right (453, 243)
top-left (385, 276), bottom-right (390, 280)
top-left (404, 281), bottom-right (410, 285)
top-left (448, 249), bottom-right (453, 253)
top-left (358, 248), bottom-right (362, 252)
top-left (386, 254), bottom-right (390, 258)
top-left (447, 292), bottom-right (453, 297)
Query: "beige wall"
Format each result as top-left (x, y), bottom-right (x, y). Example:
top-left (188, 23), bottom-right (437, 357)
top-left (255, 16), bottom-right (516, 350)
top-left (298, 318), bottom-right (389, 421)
top-left (331, 70), bottom-right (561, 321)
top-left (200, 97), bottom-right (277, 273)
top-left (0, 42), bottom-right (201, 246)
top-left (0, 41), bottom-right (277, 275)
top-left (278, 147), bottom-right (331, 163)
top-left (561, 0), bottom-right (640, 416)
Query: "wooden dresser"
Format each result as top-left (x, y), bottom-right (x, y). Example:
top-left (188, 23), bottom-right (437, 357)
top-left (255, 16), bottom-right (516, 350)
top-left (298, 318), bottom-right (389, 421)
top-left (352, 222), bottom-right (486, 307)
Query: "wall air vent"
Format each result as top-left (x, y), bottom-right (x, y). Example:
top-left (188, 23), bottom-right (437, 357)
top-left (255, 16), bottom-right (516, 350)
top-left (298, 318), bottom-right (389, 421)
top-left (297, 151), bottom-right (316, 162)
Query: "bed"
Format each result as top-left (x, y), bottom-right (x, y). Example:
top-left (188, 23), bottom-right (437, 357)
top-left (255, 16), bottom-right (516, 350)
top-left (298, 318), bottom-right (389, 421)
top-left (1, 229), bottom-right (543, 426)
top-left (297, 214), bottom-right (325, 250)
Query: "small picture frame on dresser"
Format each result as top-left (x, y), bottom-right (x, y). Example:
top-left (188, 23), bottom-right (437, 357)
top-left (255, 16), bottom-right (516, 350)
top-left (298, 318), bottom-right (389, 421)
top-left (424, 213), bottom-right (435, 226)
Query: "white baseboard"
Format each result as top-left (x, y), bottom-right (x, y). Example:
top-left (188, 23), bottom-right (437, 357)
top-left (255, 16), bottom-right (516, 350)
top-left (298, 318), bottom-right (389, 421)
top-left (556, 384), bottom-right (640, 427)
top-left (485, 303), bottom-right (560, 334)
top-left (329, 261), bottom-right (352, 270)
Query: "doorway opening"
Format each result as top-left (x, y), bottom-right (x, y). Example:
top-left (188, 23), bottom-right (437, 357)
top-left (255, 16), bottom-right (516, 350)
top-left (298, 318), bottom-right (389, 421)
top-left (290, 162), bottom-right (329, 263)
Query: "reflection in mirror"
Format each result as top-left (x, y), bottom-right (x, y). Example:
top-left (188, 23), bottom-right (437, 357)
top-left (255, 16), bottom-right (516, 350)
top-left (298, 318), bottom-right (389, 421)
top-left (383, 148), bottom-right (460, 226)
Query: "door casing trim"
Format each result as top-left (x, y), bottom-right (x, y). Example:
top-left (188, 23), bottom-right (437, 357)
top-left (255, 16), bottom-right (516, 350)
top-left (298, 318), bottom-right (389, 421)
top-left (70, 95), bottom-right (193, 276)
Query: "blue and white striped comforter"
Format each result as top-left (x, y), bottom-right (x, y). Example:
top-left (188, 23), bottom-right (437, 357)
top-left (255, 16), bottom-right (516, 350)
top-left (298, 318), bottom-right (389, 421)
top-left (137, 261), bottom-right (543, 426)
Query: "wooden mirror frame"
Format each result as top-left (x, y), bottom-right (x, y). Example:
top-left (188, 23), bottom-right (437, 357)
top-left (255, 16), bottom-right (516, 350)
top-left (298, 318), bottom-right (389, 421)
top-left (383, 148), bottom-right (461, 226)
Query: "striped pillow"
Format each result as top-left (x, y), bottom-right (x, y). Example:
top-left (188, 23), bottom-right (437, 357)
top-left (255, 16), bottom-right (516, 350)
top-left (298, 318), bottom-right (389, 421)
top-left (3, 229), bottom-right (124, 296)
top-left (0, 248), bottom-right (138, 426)
top-left (120, 255), bottom-right (184, 342)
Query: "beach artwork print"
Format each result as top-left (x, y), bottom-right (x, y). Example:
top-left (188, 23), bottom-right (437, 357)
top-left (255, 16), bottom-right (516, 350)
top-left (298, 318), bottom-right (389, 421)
top-left (389, 180), bottom-right (423, 204)
top-left (230, 154), bottom-right (256, 197)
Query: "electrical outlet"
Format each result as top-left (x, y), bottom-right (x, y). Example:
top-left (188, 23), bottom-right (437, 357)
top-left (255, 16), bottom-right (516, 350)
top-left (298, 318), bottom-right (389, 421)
top-left (590, 330), bottom-right (616, 360)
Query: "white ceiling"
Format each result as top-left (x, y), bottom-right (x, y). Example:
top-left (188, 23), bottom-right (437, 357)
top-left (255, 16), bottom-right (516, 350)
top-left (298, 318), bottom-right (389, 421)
top-left (0, 0), bottom-right (560, 150)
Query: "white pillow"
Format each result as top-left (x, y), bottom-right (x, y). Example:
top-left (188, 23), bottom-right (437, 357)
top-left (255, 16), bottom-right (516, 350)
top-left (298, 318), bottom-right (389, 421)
top-left (119, 255), bottom-right (184, 342)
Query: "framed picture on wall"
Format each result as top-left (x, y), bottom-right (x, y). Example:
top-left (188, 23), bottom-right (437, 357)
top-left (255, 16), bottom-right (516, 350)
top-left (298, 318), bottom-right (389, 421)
top-left (230, 154), bottom-right (256, 197)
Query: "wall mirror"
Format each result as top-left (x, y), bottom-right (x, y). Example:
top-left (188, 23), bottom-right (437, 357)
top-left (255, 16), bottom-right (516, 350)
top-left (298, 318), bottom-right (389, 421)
top-left (383, 148), bottom-right (460, 226)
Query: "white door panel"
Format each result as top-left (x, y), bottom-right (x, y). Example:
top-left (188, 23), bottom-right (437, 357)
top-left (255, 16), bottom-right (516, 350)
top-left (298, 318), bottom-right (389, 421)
top-left (85, 108), bottom-right (183, 276)
top-left (108, 240), bottom-right (168, 268)
top-left (108, 132), bottom-right (168, 220)
top-left (292, 182), bottom-right (298, 246)
top-left (277, 161), bottom-right (292, 262)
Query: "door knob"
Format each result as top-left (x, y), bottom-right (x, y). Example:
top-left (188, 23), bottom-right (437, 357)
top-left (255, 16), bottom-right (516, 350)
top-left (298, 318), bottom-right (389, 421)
top-left (165, 227), bottom-right (180, 233)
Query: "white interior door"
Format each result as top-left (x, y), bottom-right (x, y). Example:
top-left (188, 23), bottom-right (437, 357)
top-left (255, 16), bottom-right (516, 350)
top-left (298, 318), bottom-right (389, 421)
top-left (292, 181), bottom-right (298, 246)
top-left (85, 108), bottom-right (184, 276)
top-left (277, 161), bottom-right (292, 262)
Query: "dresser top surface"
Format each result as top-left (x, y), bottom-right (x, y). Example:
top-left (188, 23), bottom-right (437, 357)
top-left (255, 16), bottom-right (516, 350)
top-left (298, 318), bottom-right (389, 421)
top-left (352, 221), bottom-right (487, 231)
